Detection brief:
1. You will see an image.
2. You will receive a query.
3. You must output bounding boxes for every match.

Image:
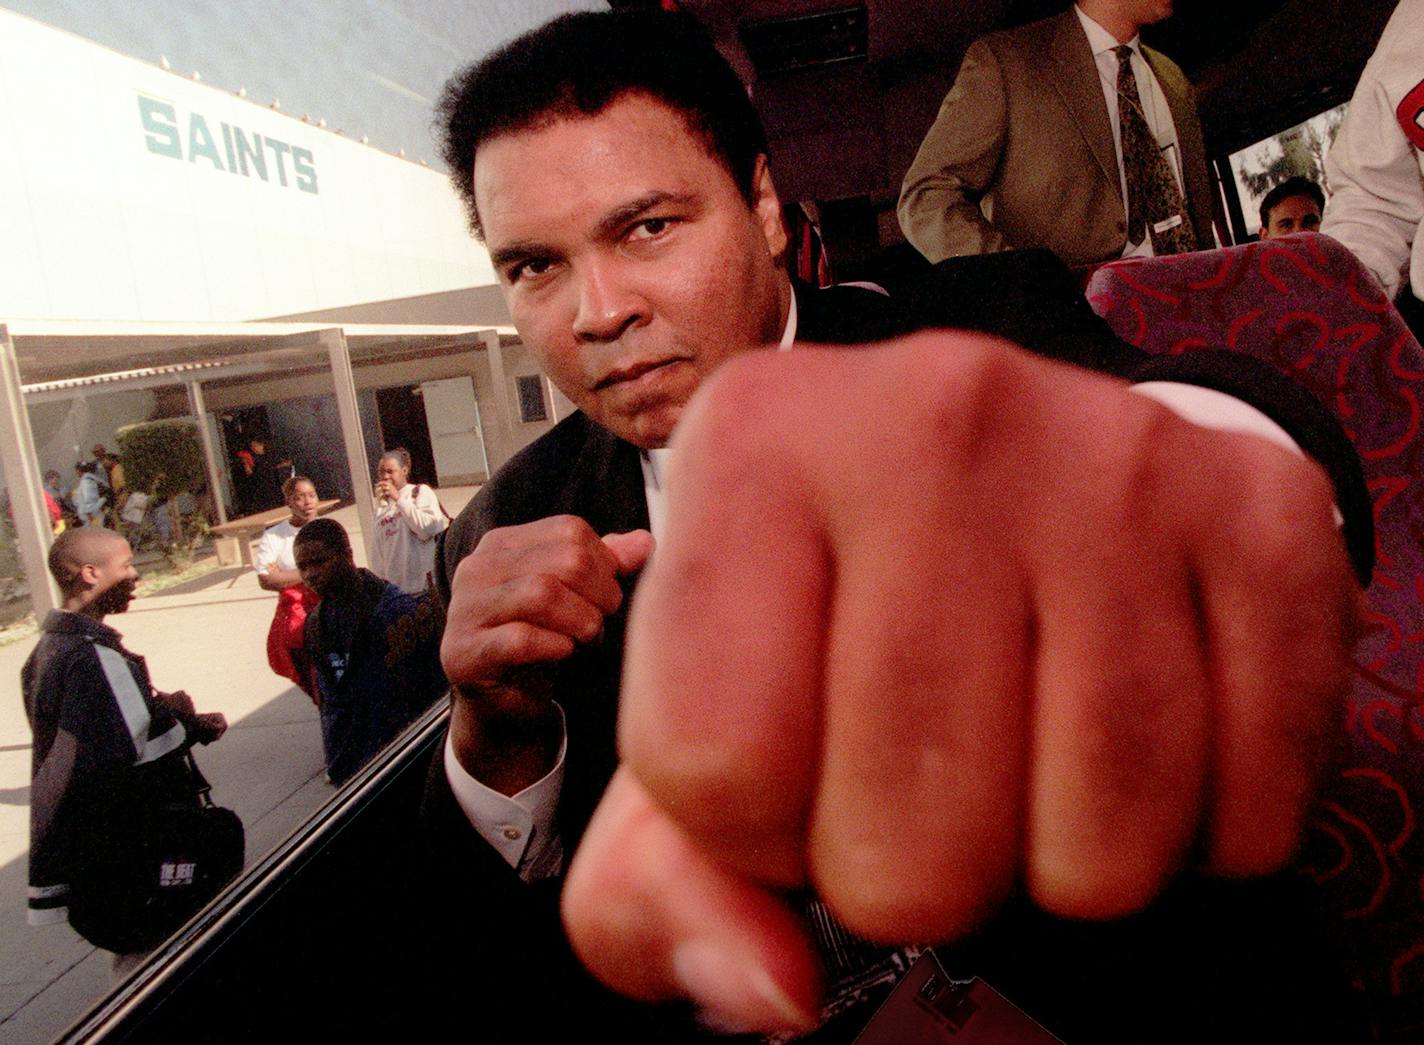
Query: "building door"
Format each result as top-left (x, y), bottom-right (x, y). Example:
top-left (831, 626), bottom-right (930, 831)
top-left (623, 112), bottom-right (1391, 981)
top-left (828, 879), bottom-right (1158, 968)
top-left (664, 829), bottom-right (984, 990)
top-left (374, 385), bottom-right (438, 485)
top-left (420, 377), bottom-right (489, 486)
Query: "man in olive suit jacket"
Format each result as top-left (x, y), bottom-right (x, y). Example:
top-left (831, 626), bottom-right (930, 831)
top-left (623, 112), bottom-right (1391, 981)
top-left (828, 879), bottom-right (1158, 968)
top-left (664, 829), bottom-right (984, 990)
top-left (899, 2), bottom-right (1215, 267)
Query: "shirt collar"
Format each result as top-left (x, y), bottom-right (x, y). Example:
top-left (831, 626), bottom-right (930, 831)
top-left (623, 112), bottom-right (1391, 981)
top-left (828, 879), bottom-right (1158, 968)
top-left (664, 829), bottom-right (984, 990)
top-left (779, 290), bottom-right (798, 351)
top-left (43, 608), bottom-right (123, 644)
top-left (1075, 4), bottom-right (1141, 56)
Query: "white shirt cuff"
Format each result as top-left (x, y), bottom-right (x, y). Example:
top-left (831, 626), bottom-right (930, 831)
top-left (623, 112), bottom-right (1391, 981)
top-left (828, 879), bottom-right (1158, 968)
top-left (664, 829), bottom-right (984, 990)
top-left (443, 705), bottom-right (567, 882)
top-left (1131, 381), bottom-right (1343, 526)
top-left (1130, 381), bottom-right (1303, 456)
top-left (28, 906), bottom-right (67, 926)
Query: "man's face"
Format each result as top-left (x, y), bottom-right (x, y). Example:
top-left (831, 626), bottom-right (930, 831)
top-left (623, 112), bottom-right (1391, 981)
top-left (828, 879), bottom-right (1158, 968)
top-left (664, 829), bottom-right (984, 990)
top-left (296, 539), bottom-right (353, 597)
top-left (89, 540), bottom-right (138, 615)
top-left (1262, 195), bottom-right (1322, 239)
top-left (287, 480), bottom-right (320, 523)
top-left (474, 92), bottom-right (792, 449)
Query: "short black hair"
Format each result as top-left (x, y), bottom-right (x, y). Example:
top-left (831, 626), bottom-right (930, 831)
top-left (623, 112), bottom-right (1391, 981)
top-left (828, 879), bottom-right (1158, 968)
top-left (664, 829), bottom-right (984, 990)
top-left (436, 10), bottom-right (767, 239)
top-left (294, 517), bottom-right (350, 554)
top-left (48, 527), bottom-right (126, 595)
top-left (1260, 176), bottom-right (1325, 230)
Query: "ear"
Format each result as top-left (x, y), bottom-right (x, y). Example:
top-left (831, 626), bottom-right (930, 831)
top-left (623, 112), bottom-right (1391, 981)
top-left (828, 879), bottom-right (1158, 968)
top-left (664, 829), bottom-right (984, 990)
top-left (750, 154), bottom-right (788, 265)
top-left (78, 562), bottom-right (101, 589)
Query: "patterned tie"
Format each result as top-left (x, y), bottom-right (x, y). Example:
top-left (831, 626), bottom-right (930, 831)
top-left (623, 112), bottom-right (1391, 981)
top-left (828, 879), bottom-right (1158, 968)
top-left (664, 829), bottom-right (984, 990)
top-left (1114, 44), bottom-right (1196, 255)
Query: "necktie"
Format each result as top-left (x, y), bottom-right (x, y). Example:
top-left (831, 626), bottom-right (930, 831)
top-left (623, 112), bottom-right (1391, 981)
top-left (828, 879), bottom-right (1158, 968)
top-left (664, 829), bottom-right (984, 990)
top-left (1114, 45), bottom-right (1196, 255)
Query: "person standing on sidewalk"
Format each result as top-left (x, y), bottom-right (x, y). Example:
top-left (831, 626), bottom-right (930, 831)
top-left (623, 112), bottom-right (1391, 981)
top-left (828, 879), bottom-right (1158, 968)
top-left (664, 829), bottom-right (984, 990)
top-left (370, 448), bottom-right (448, 595)
top-left (23, 528), bottom-right (234, 973)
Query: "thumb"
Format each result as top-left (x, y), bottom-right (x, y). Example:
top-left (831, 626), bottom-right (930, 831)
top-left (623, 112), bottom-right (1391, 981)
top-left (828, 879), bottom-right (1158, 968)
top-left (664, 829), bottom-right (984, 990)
top-left (602, 529), bottom-right (655, 575)
top-left (563, 767), bottom-right (821, 1034)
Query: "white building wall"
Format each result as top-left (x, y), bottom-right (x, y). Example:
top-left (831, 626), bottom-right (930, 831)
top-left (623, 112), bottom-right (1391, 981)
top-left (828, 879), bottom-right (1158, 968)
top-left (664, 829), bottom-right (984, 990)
top-left (0, 8), bottom-right (496, 324)
top-left (27, 389), bottom-right (158, 483)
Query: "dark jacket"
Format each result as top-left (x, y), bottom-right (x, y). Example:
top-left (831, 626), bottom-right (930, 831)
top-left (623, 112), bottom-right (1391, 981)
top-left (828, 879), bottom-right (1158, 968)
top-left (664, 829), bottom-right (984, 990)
top-left (22, 610), bottom-right (192, 926)
top-left (304, 568), bottom-right (445, 785)
top-left (429, 253), bottom-right (1372, 1041)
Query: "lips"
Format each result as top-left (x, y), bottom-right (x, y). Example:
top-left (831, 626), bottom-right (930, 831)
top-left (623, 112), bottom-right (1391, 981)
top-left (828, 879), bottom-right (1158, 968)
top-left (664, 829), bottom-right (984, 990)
top-left (594, 357), bottom-right (683, 389)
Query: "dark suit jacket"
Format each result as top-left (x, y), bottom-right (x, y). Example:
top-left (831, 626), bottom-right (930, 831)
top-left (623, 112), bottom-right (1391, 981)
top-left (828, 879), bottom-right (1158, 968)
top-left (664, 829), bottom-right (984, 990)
top-left (899, 9), bottom-right (1216, 267)
top-left (431, 252), bottom-right (1372, 1042)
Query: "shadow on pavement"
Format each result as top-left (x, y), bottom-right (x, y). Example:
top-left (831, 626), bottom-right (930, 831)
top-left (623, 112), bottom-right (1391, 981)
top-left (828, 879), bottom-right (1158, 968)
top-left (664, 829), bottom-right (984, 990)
top-left (140, 566), bottom-right (251, 598)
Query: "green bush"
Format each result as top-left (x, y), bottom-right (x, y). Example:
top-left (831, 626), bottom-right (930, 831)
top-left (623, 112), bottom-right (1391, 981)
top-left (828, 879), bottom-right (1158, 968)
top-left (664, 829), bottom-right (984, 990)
top-left (116, 419), bottom-right (207, 500)
top-left (116, 420), bottom-right (210, 553)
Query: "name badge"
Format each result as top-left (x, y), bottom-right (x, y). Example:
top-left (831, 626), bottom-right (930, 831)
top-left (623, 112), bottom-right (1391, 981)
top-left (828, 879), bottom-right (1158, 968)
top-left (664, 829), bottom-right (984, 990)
top-left (853, 951), bottom-right (1063, 1044)
top-left (1153, 213), bottom-right (1184, 234)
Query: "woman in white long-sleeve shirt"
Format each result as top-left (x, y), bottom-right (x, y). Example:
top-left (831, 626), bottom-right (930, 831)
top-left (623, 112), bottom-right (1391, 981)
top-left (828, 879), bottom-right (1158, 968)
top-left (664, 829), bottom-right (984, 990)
top-left (370, 448), bottom-right (448, 595)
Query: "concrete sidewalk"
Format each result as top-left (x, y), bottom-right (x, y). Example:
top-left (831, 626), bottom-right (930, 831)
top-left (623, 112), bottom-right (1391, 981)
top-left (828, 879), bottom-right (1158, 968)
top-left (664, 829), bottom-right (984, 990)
top-left (0, 489), bottom-right (474, 1043)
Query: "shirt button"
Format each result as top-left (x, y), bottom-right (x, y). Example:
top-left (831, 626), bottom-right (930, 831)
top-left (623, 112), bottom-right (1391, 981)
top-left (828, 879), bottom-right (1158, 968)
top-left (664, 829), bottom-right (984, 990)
top-left (502, 826), bottom-right (521, 841)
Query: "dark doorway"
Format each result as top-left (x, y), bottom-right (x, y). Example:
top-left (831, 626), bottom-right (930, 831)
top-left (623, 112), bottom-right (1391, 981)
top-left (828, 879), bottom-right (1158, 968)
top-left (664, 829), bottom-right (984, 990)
top-left (374, 385), bottom-right (438, 487)
top-left (219, 406), bottom-right (282, 516)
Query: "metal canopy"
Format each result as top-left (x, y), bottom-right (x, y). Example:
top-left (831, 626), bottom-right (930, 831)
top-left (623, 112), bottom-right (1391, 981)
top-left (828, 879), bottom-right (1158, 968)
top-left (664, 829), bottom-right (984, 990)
top-left (5, 320), bottom-right (518, 388)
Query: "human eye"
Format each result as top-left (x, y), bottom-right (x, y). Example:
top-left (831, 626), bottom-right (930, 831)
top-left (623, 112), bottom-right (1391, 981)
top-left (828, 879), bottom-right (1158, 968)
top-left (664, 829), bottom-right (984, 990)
top-left (627, 216), bottom-right (677, 241)
top-left (506, 255), bottom-right (558, 285)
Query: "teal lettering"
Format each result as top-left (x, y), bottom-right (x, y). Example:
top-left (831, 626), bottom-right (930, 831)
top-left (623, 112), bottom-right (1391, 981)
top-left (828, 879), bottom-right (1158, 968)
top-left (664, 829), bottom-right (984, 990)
top-left (233, 127), bottom-right (267, 181)
top-left (221, 123), bottom-right (238, 173)
top-left (266, 138), bottom-right (291, 186)
top-left (138, 96), bottom-right (181, 158)
top-left (186, 114), bottom-right (223, 170)
top-left (293, 147), bottom-right (318, 194)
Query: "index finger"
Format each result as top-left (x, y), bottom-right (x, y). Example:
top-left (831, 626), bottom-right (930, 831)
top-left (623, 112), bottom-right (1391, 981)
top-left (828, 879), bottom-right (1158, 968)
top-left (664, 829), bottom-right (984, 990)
top-left (620, 364), bottom-right (829, 888)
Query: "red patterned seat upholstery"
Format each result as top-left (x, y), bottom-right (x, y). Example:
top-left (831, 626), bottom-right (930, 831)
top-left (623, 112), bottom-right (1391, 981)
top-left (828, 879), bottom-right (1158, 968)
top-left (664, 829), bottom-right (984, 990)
top-left (1087, 232), bottom-right (1424, 1040)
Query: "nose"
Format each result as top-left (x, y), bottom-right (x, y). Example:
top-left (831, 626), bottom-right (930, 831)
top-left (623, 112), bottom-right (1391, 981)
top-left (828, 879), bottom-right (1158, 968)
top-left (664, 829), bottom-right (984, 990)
top-left (572, 259), bottom-right (643, 343)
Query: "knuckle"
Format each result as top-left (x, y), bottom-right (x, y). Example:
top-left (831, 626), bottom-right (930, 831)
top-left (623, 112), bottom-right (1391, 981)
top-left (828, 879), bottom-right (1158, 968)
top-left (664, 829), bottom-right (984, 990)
top-left (555, 541), bottom-right (600, 583)
top-left (521, 571), bottom-right (564, 606)
top-left (681, 354), bottom-right (790, 478)
top-left (498, 621), bottom-right (546, 664)
top-left (547, 514), bottom-right (592, 545)
top-left (908, 333), bottom-right (1025, 467)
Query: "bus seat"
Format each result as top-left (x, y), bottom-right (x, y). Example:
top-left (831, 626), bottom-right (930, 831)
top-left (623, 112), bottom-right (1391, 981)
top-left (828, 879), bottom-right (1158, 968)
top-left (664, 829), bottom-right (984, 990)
top-left (1087, 232), bottom-right (1424, 1040)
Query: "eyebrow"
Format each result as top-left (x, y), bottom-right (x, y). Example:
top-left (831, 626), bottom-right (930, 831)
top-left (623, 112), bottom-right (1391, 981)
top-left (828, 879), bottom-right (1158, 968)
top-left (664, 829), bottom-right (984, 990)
top-left (592, 190), bottom-right (694, 239)
top-left (487, 190), bottom-right (697, 271)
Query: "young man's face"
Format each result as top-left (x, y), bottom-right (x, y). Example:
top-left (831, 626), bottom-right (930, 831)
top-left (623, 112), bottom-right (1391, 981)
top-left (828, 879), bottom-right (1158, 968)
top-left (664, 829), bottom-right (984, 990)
top-left (287, 480), bottom-right (320, 523)
top-left (1262, 195), bottom-right (1323, 239)
top-left (89, 540), bottom-right (139, 615)
top-left (295, 539), bottom-right (353, 597)
top-left (474, 92), bottom-right (792, 449)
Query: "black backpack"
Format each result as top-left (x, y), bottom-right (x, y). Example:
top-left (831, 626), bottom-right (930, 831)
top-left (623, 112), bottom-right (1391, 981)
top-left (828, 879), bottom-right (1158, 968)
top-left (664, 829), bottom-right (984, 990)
top-left (67, 752), bottom-right (244, 954)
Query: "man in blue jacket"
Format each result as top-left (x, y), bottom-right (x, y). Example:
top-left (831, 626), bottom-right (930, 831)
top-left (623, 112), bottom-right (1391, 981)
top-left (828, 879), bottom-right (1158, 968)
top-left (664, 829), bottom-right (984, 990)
top-left (296, 518), bottom-right (444, 786)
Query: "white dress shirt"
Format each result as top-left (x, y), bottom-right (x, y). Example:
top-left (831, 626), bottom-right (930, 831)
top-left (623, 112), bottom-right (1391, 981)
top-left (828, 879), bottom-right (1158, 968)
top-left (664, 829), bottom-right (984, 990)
top-left (444, 705), bottom-right (567, 881)
top-left (1075, 5), bottom-right (1184, 259)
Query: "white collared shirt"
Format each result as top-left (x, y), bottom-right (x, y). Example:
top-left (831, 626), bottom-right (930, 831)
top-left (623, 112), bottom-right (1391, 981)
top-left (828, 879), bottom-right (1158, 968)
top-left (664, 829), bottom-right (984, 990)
top-left (1075, 5), bottom-right (1184, 258)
